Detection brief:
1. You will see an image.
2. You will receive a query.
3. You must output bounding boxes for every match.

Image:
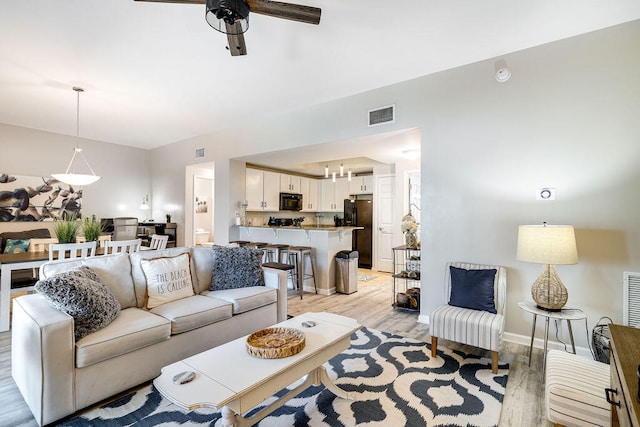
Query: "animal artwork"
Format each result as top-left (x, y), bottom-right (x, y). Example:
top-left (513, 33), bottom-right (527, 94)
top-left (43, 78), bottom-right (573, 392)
top-left (0, 173), bottom-right (82, 222)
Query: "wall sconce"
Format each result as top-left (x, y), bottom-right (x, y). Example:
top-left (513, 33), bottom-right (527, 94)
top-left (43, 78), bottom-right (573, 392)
top-left (140, 194), bottom-right (150, 210)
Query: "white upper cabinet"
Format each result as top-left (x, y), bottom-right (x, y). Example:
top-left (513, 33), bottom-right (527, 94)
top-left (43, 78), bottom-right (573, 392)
top-left (300, 177), bottom-right (319, 212)
top-left (280, 174), bottom-right (301, 193)
top-left (245, 168), bottom-right (280, 212)
top-left (320, 177), bottom-right (349, 212)
top-left (349, 175), bottom-right (374, 195)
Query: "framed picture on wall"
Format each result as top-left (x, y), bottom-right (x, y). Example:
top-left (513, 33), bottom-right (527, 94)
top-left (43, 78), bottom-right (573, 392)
top-left (195, 196), bottom-right (208, 214)
top-left (0, 173), bottom-right (82, 222)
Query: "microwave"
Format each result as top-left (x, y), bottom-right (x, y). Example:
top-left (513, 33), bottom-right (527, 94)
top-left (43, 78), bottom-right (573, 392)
top-left (279, 192), bottom-right (303, 211)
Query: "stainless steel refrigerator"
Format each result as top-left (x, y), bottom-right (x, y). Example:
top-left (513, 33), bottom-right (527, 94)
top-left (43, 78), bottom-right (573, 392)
top-left (344, 198), bottom-right (373, 269)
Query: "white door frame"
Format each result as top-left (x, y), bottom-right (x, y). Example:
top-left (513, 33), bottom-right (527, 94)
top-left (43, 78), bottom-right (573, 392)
top-left (374, 174), bottom-right (395, 272)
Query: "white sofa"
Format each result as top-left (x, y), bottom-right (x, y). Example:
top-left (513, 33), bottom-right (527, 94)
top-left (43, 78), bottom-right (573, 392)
top-left (11, 246), bottom-right (288, 426)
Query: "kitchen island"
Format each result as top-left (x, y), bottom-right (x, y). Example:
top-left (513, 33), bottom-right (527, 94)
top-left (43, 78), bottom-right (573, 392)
top-left (236, 225), bottom-right (363, 295)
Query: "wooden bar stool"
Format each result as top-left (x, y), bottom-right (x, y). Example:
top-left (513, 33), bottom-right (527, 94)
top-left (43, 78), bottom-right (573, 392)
top-left (287, 246), bottom-right (317, 299)
top-left (229, 240), bottom-right (250, 247)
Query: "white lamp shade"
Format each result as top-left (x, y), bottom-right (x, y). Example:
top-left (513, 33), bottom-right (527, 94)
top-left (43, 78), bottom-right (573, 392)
top-left (517, 224), bottom-right (578, 265)
top-left (52, 173), bottom-right (101, 186)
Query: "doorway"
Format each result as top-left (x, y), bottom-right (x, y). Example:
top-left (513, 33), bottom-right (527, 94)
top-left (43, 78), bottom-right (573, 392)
top-left (185, 163), bottom-right (215, 247)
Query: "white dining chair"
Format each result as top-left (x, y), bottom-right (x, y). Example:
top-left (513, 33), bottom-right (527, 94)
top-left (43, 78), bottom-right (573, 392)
top-left (104, 239), bottom-right (142, 254)
top-left (76, 234), bottom-right (112, 248)
top-left (48, 241), bottom-right (97, 261)
top-left (149, 234), bottom-right (169, 250)
top-left (26, 238), bottom-right (59, 282)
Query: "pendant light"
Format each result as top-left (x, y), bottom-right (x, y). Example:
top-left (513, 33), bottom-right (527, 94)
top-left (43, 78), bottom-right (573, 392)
top-left (52, 87), bottom-right (101, 186)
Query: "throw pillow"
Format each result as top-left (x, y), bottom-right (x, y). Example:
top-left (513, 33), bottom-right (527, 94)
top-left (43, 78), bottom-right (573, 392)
top-left (448, 266), bottom-right (497, 314)
top-left (35, 266), bottom-right (121, 341)
top-left (210, 245), bottom-right (265, 291)
top-left (141, 252), bottom-right (195, 309)
top-left (3, 238), bottom-right (30, 254)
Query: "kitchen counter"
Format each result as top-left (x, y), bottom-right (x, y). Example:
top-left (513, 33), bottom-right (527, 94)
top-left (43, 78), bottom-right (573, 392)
top-left (235, 225), bottom-right (363, 295)
top-left (243, 224), bottom-right (363, 231)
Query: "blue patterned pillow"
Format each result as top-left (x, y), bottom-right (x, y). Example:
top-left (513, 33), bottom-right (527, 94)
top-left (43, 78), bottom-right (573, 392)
top-left (3, 238), bottom-right (30, 254)
top-left (210, 245), bottom-right (265, 291)
top-left (448, 266), bottom-right (497, 314)
top-left (35, 266), bottom-right (121, 341)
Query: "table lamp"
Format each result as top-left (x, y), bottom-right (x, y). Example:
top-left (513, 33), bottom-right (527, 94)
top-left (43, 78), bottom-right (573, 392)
top-left (517, 223), bottom-right (578, 311)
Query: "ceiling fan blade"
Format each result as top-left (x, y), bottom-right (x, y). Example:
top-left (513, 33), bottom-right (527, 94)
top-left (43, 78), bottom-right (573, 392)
top-left (226, 22), bottom-right (247, 56)
top-left (134, 0), bottom-right (205, 3)
top-left (246, 0), bottom-right (320, 25)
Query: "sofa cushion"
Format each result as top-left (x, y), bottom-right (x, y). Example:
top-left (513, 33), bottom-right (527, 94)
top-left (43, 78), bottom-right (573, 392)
top-left (150, 295), bottom-right (233, 335)
top-left (35, 266), bottom-right (121, 341)
top-left (40, 253), bottom-right (137, 309)
top-left (191, 245), bottom-right (214, 293)
top-left (3, 238), bottom-right (30, 254)
top-left (202, 286), bottom-right (277, 315)
top-left (448, 266), bottom-right (497, 314)
top-left (82, 253), bottom-right (137, 309)
top-left (210, 245), bottom-right (264, 291)
top-left (75, 307), bottom-right (171, 368)
top-left (130, 247), bottom-right (197, 308)
top-left (141, 252), bottom-right (195, 309)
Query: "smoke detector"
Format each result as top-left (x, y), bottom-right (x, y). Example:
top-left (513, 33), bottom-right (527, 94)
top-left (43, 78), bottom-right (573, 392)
top-left (495, 67), bottom-right (511, 82)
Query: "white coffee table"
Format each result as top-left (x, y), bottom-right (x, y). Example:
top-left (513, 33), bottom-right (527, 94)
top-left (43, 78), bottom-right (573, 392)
top-left (154, 312), bottom-right (361, 427)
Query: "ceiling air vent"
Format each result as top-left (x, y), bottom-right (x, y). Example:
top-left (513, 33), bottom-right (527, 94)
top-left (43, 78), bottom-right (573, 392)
top-left (195, 148), bottom-right (205, 159)
top-left (368, 104), bottom-right (395, 127)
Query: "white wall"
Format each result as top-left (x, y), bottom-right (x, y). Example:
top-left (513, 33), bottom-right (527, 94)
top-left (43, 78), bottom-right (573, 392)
top-left (0, 123), bottom-right (150, 234)
top-left (148, 20), bottom-right (639, 347)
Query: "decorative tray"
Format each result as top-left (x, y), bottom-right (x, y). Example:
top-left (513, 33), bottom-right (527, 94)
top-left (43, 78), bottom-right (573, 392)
top-left (246, 327), bottom-right (306, 359)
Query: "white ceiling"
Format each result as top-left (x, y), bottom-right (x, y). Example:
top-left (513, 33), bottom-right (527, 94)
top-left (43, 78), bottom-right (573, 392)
top-left (1, 0), bottom-right (640, 153)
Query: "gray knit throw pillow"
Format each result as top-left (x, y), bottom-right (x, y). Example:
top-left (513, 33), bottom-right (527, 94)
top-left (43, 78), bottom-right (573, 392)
top-left (210, 245), bottom-right (265, 290)
top-left (35, 266), bottom-right (121, 341)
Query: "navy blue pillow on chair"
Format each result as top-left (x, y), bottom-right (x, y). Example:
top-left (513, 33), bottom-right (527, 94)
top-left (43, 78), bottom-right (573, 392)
top-left (448, 266), bottom-right (497, 313)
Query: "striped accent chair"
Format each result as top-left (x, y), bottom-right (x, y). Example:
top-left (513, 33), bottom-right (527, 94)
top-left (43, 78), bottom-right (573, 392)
top-left (430, 262), bottom-right (507, 374)
top-left (545, 350), bottom-right (610, 427)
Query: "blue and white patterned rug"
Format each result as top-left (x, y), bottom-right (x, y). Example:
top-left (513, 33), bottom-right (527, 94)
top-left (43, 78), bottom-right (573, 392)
top-left (60, 327), bottom-right (508, 426)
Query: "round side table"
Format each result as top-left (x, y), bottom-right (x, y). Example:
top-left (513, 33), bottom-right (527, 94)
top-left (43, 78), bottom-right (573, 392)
top-left (518, 301), bottom-right (586, 373)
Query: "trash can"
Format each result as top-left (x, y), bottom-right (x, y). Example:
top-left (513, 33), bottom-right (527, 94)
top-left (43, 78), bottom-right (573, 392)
top-left (336, 250), bottom-right (359, 294)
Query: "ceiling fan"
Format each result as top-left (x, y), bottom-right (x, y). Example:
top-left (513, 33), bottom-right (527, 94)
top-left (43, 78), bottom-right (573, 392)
top-left (134, 0), bottom-right (321, 56)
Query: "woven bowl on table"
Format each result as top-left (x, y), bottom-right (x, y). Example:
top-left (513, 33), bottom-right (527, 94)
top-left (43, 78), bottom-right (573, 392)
top-left (246, 327), bottom-right (306, 359)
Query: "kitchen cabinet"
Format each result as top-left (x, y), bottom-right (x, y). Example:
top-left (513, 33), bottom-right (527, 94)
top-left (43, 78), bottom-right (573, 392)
top-left (349, 175), bottom-right (374, 195)
top-left (300, 177), bottom-right (319, 212)
top-left (245, 168), bottom-right (280, 211)
top-left (320, 177), bottom-right (349, 212)
top-left (280, 173), bottom-right (301, 193)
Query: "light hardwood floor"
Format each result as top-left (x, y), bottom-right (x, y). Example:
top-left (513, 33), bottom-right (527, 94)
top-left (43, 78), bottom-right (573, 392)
top-left (0, 271), bottom-right (551, 426)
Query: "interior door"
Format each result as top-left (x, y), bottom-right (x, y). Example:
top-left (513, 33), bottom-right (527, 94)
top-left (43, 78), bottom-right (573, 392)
top-left (375, 175), bottom-right (395, 272)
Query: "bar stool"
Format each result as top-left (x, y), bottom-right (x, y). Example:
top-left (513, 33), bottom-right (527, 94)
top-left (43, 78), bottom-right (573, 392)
top-left (287, 246), bottom-right (317, 299)
top-left (229, 240), bottom-right (250, 247)
top-left (264, 244), bottom-right (290, 263)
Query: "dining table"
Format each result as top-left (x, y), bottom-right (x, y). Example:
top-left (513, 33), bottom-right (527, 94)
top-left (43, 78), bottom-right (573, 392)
top-left (0, 251), bottom-right (51, 331)
top-left (0, 247), bottom-right (110, 332)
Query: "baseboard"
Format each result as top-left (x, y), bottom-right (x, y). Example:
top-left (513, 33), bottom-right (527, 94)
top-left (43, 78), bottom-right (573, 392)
top-left (414, 314), bottom-right (592, 358)
top-left (503, 331), bottom-right (592, 358)
top-left (418, 314), bottom-right (429, 325)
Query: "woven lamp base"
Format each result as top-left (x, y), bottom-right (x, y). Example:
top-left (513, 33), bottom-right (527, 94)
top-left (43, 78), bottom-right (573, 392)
top-left (531, 264), bottom-right (568, 311)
